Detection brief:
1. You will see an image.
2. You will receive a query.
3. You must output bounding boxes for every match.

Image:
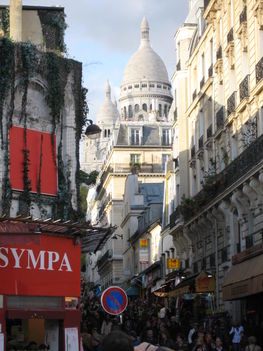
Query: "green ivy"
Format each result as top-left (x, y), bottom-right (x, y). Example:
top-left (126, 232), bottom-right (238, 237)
top-left (0, 8), bottom-right (10, 36)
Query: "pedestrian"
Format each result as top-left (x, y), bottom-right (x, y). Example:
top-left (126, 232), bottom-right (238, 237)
top-left (100, 315), bottom-right (112, 336)
top-left (229, 322), bottom-right (244, 351)
top-left (100, 330), bottom-right (133, 351)
top-left (245, 336), bottom-right (261, 351)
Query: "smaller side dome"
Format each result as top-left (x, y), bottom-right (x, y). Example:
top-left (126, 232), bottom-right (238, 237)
top-left (96, 81), bottom-right (120, 125)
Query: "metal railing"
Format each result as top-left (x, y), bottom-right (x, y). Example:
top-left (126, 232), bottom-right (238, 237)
top-left (239, 75), bottom-right (249, 101)
top-left (97, 249), bottom-right (113, 269)
top-left (256, 56), bottom-right (263, 84)
top-left (193, 89), bottom-right (197, 101)
top-left (227, 91), bottom-right (236, 116)
top-left (170, 207), bottom-right (181, 229)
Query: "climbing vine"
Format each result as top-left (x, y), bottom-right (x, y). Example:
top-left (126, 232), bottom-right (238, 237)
top-left (0, 38), bottom-right (88, 220)
top-left (0, 8), bottom-right (9, 36)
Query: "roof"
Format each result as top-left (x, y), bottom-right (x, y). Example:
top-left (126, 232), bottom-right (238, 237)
top-left (0, 216), bottom-right (114, 253)
top-left (139, 182), bottom-right (164, 203)
top-left (121, 18), bottom-right (170, 86)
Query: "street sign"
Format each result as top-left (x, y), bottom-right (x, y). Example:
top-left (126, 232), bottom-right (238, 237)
top-left (101, 286), bottom-right (128, 315)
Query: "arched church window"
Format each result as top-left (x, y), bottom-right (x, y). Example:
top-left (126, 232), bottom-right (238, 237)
top-left (150, 104), bottom-right (152, 111)
top-left (142, 103), bottom-right (147, 112)
top-left (104, 130), bottom-right (107, 138)
top-left (124, 106), bottom-right (127, 118)
top-left (108, 129), bottom-right (110, 137)
top-left (134, 104), bottom-right (139, 113)
top-left (128, 105), bottom-right (133, 118)
top-left (159, 104), bottom-right (162, 117)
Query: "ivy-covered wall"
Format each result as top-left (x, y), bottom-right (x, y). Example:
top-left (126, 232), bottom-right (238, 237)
top-left (0, 37), bottom-right (88, 221)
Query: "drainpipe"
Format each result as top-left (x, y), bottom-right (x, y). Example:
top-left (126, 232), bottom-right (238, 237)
top-left (10, 0), bottom-right (22, 42)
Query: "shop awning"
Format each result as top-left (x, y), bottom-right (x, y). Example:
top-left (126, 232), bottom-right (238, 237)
top-left (126, 286), bottom-right (139, 296)
top-left (222, 253), bottom-right (263, 301)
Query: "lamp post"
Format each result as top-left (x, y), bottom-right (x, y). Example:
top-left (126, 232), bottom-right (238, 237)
top-left (85, 119), bottom-right (101, 139)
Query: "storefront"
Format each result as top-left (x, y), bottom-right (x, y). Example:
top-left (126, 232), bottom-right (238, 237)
top-left (0, 227), bottom-right (81, 351)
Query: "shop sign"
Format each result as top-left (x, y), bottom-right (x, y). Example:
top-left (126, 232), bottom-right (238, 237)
top-left (167, 258), bottom-right (180, 269)
top-left (139, 249), bottom-right (149, 264)
top-left (140, 239), bottom-right (148, 247)
top-left (0, 234), bottom-right (81, 297)
top-left (195, 271), bottom-right (215, 293)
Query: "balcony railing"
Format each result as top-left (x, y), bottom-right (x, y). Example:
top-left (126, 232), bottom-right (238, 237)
top-left (177, 60), bottom-right (181, 71)
top-left (170, 207), bottom-right (181, 229)
top-left (180, 133), bottom-right (263, 222)
top-left (98, 193), bottom-right (112, 218)
top-left (245, 230), bottom-right (263, 249)
top-left (216, 107), bottom-right (224, 129)
top-left (97, 249), bottom-right (113, 269)
top-left (240, 6), bottom-right (247, 24)
top-left (227, 28), bottom-right (234, 43)
top-left (191, 145), bottom-right (196, 158)
top-left (216, 46), bottom-right (222, 60)
top-left (207, 124), bottom-right (212, 139)
top-left (227, 91), bottom-right (236, 116)
top-left (221, 247), bottom-right (228, 263)
top-left (199, 135), bottom-right (204, 149)
top-left (256, 56), bottom-right (263, 84)
top-left (192, 89), bottom-right (197, 101)
top-left (200, 77), bottom-right (205, 89)
top-left (239, 75), bottom-right (249, 101)
top-left (208, 64), bottom-right (213, 77)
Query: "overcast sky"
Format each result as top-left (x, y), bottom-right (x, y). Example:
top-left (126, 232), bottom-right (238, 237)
top-left (3, 0), bottom-right (188, 119)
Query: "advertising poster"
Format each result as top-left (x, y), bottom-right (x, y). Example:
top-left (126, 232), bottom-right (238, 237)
top-left (65, 328), bottom-right (79, 351)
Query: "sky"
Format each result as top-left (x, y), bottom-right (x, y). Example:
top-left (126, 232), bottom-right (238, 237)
top-left (2, 0), bottom-right (188, 120)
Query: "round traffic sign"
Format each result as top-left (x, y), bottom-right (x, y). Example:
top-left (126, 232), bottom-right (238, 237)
top-left (101, 286), bottom-right (128, 315)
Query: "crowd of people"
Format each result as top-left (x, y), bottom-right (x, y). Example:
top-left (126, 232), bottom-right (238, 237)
top-left (80, 292), bottom-right (263, 351)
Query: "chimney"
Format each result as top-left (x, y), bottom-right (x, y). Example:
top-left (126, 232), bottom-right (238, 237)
top-left (10, 0), bottom-right (22, 42)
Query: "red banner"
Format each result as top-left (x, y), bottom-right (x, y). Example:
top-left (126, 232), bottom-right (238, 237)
top-left (0, 234), bottom-right (81, 297)
top-left (9, 126), bottom-right (57, 195)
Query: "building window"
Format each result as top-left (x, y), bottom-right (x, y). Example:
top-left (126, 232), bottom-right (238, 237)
top-left (164, 105), bottom-right (168, 117)
top-left (142, 103), bottom-right (147, 112)
top-left (162, 154), bottom-right (169, 171)
top-left (104, 130), bottom-right (107, 138)
top-left (128, 105), bottom-right (133, 118)
top-left (108, 129), bottom-right (110, 137)
top-left (124, 106), bottom-right (127, 118)
top-left (130, 154), bottom-right (141, 164)
top-left (134, 104), bottom-right (139, 113)
top-left (162, 129), bottom-right (170, 145)
top-left (131, 129), bottom-right (140, 145)
top-left (159, 104), bottom-right (162, 117)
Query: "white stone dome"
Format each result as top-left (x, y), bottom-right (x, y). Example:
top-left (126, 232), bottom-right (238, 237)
top-left (122, 17), bottom-right (170, 86)
top-left (96, 81), bottom-right (120, 125)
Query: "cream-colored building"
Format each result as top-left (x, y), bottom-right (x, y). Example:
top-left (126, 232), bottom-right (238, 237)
top-left (85, 18), bottom-right (173, 290)
top-left (166, 0), bottom-right (263, 322)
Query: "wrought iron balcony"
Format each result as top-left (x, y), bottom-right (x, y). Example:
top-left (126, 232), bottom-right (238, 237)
top-left (207, 124), bottom-right (212, 139)
top-left (97, 249), bottom-right (113, 269)
top-left (227, 28), bottom-right (234, 43)
top-left (177, 60), bottom-right (181, 71)
top-left (191, 145), bottom-right (196, 158)
top-left (256, 56), bottom-right (263, 84)
top-left (227, 92), bottom-right (236, 116)
top-left (170, 207), bottom-right (181, 229)
top-left (240, 6), bottom-right (247, 24)
top-left (239, 75), bottom-right (249, 101)
top-left (208, 64), bottom-right (213, 77)
top-left (199, 135), bottom-right (204, 149)
top-left (216, 107), bottom-right (224, 129)
top-left (180, 133), bottom-right (263, 223)
top-left (216, 46), bottom-right (222, 60)
top-left (192, 89), bottom-right (197, 101)
top-left (200, 77), bottom-right (205, 89)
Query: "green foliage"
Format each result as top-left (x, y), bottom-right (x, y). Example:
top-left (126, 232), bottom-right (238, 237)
top-left (79, 170), bottom-right (99, 185)
top-left (0, 8), bottom-right (10, 36)
top-left (80, 185), bottom-right (88, 214)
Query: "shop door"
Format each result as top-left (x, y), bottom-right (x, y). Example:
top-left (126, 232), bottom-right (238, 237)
top-left (45, 320), bottom-right (59, 351)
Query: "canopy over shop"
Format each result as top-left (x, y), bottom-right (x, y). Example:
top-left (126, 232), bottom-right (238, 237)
top-left (0, 216), bottom-right (114, 351)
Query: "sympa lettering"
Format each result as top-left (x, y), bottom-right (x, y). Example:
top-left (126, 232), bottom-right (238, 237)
top-left (0, 247), bottom-right (72, 272)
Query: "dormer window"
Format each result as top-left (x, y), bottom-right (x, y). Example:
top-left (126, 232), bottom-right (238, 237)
top-left (162, 129), bottom-right (171, 145)
top-left (131, 128), bottom-right (140, 145)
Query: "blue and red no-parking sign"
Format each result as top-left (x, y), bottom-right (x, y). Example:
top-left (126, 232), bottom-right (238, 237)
top-left (101, 286), bottom-right (128, 315)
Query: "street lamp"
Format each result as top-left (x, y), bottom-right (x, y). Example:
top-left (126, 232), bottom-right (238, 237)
top-left (85, 119), bottom-right (101, 139)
